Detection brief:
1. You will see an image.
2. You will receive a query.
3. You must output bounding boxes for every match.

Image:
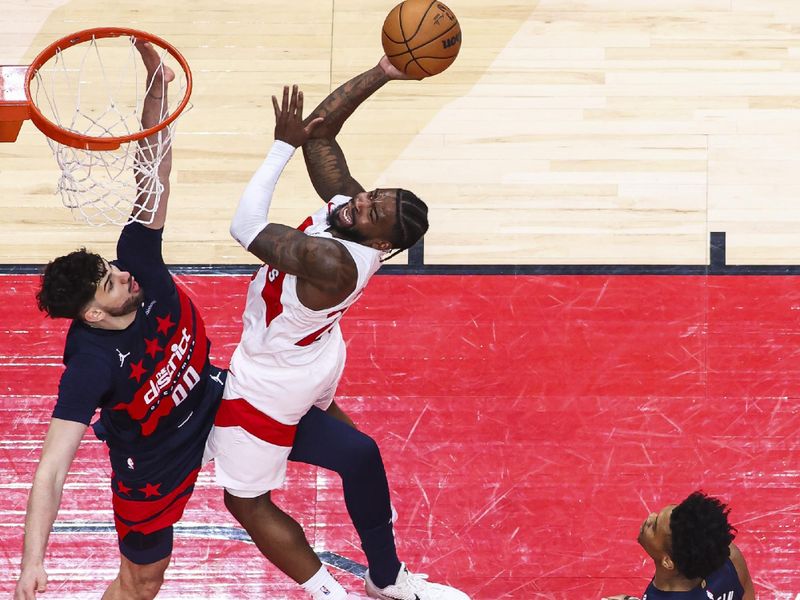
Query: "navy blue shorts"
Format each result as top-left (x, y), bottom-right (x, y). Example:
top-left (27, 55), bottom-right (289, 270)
top-left (119, 526), bottom-right (174, 565)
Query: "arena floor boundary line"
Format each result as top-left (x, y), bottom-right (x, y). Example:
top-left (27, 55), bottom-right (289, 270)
top-left (4, 232), bottom-right (800, 276)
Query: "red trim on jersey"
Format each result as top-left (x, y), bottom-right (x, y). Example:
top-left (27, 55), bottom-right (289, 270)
top-left (214, 397), bottom-right (297, 447)
top-left (259, 217), bottom-right (312, 329)
top-left (260, 267), bottom-right (287, 328)
top-left (113, 466), bottom-right (200, 538)
top-left (294, 307), bottom-right (347, 347)
top-left (298, 216), bottom-right (313, 231)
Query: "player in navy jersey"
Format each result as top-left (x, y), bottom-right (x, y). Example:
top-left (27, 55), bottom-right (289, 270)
top-left (14, 42), bottom-right (225, 600)
top-left (205, 62), bottom-right (467, 599)
top-left (604, 492), bottom-right (755, 600)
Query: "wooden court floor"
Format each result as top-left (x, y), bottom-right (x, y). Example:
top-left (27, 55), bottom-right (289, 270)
top-left (2, 1), bottom-right (800, 599)
top-left (3, 0), bottom-right (800, 266)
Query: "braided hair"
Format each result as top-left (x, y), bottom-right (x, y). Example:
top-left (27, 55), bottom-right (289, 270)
top-left (669, 491), bottom-right (736, 579)
top-left (383, 189), bottom-right (429, 261)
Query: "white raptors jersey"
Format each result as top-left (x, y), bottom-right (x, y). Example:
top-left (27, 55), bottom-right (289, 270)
top-left (231, 195), bottom-right (383, 375)
top-left (207, 195), bottom-right (385, 489)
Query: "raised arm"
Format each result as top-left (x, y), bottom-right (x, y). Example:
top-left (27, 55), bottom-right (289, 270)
top-left (132, 40), bottom-right (175, 230)
top-left (301, 57), bottom-right (409, 201)
top-left (14, 419), bottom-right (87, 600)
top-left (230, 85), bottom-right (358, 308)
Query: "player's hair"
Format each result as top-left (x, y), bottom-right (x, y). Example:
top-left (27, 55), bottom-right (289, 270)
top-left (383, 189), bottom-right (429, 261)
top-left (37, 248), bottom-right (106, 319)
top-left (669, 491), bottom-right (736, 579)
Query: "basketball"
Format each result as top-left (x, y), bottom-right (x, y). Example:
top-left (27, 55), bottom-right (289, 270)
top-left (381, 0), bottom-right (462, 79)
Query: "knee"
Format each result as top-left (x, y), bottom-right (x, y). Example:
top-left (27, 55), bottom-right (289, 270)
top-left (224, 490), bottom-right (260, 524)
top-left (224, 490), bottom-right (310, 548)
top-left (224, 491), bottom-right (292, 529)
top-left (340, 434), bottom-right (383, 479)
top-left (118, 564), bottom-right (166, 600)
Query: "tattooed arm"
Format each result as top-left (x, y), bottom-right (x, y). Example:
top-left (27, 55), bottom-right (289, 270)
top-left (302, 137), bottom-right (365, 201)
top-left (248, 224), bottom-right (357, 308)
top-left (302, 57), bottom-right (409, 201)
top-left (232, 85), bottom-right (357, 309)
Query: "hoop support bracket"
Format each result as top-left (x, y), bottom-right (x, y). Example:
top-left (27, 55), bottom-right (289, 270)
top-left (0, 65), bottom-right (31, 142)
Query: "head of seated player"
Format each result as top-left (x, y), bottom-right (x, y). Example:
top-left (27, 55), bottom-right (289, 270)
top-left (36, 249), bottom-right (144, 325)
top-left (638, 491), bottom-right (736, 581)
top-left (326, 188), bottom-right (428, 257)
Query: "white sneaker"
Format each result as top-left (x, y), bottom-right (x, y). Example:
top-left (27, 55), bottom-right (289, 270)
top-left (364, 563), bottom-right (470, 600)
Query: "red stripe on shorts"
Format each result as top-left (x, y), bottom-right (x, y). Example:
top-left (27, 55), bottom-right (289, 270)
top-left (113, 466), bottom-right (200, 539)
top-left (214, 397), bottom-right (297, 447)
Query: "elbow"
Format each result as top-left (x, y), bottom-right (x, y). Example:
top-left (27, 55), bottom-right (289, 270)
top-left (32, 459), bottom-right (69, 494)
top-left (229, 221), bottom-right (249, 250)
top-left (229, 217), bottom-right (265, 251)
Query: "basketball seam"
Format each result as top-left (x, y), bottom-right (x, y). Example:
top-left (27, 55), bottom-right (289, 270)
top-left (404, 54), bottom-right (456, 61)
top-left (403, 56), bottom-right (433, 78)
top-left (398, 2), bottom-right (416, 69)
top-left (384, 21), bottom-right (460, 57)
top-left (383, 30), bottom-right (404, 44)
top-left (404, 0), bottom-right (440, 45)
top-left (383, 7), bottom-right (404, 45)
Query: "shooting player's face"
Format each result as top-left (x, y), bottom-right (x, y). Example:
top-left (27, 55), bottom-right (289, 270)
top-left (327, 189), bottom-right (398, 251)
top-left (638, 504), bottom-right (676, 562)
top-left (89, 260), bottom-right (144, 318)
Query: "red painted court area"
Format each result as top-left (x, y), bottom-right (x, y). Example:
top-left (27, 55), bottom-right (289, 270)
top-left (0, 274), bottom-right (797, 599)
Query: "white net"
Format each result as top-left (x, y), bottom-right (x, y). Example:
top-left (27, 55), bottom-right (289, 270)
top-left (29, 34), bottom-right (190, 226)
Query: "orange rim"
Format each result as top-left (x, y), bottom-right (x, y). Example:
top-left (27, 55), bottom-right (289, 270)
top-left (24, 27), bottom-right (192, 151)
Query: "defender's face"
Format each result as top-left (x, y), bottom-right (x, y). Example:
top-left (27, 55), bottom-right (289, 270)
top-left (328, 188), bottom-right (398, 250)
top-left (638, 504), bottom-right (676, 560)
top-left (90, 260), bottom-right (144, 318)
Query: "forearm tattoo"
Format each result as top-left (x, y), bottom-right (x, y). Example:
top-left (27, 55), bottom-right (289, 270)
top-left (305, 66), bottom-right (389, 134)
top-left (301, 65), bottom-right (388, 199)
top-left (303, 139), bottom-right (363, 200)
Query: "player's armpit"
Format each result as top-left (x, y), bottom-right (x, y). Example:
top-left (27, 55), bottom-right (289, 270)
top-left (302, 138), bottom-right (365, 202)
top-left (248, 223), bottom-right (358, 298)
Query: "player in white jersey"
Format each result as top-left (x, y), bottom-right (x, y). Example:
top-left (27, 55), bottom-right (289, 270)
top-left (212, 192), bottom-right (383, 491)
top-left (206, 59), bottom-right (469, 600)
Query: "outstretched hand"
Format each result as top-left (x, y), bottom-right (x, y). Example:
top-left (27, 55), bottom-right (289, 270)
top-left (273, 85), bottom-right (323, 148)
top-left (378, 55), bottom-right (421, 80)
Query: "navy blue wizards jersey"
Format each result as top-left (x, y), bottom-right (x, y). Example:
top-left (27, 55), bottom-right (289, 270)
top-left (53, 223), bottom-right (223, 535)
top-left (643, 558), bottom-right (744, 600)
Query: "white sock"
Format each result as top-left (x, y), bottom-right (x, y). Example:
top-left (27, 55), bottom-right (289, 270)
top-left (301, 565), bottom-right (347, 600)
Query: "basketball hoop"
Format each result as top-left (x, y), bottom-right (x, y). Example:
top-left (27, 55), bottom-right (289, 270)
top-left (0, 27), bottom-right (193, 226)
